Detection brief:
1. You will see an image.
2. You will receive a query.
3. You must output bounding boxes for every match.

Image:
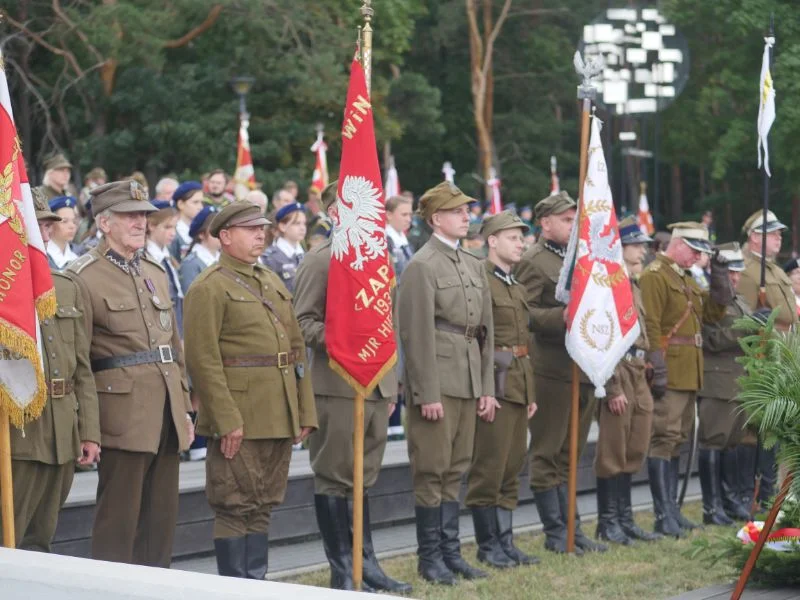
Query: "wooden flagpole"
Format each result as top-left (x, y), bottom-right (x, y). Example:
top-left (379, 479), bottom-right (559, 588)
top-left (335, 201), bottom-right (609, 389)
top-left (350, 0), bottom-right (373, 591)
top-left (0, 409), bottom-right (15, 547)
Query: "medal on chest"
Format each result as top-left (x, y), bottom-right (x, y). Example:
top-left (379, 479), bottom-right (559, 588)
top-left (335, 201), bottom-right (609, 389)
top-left (146, 277), bottom-right (172, 330)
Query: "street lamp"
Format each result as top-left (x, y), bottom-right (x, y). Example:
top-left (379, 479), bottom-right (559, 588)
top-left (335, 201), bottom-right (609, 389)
top-left (230, 76), bottom-right (255, 119)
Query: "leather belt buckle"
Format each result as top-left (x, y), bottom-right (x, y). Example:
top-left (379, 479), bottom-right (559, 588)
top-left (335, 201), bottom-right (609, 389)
top-left (277, 352), bottom-right (289, 368)
top-left (464, 325), bottom-right (476, 339)
top-left (158, 345), bottom-right (174, 364)
top-left (694, 334), bottom-right (703, 348)
top-left (51, 378), bottom-right (66, 399)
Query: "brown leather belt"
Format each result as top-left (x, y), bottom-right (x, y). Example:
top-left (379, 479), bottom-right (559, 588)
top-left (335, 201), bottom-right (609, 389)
top-left (434, 318), bottom-right (479, 340)
top-left (222, 350), bottom-right (300, 368)
top-left (50, 379), bottom-right (74, 399)
top-left (496, 344), bottom-right (529, 358)
top-left (663, 334), bottom-right (703, 348)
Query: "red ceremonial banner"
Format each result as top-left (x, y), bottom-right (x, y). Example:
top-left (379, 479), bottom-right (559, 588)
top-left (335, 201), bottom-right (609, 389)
top-left (0, 57), bottom-right (56, 426)
top-left (325, 59), bottom-right (397, 396)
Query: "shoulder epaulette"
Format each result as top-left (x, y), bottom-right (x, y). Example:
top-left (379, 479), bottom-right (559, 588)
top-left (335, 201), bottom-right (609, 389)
top-left (141, 254), bottom-right (166, 272)
top-left (644, 260), bottom-right (662, 273)
top-left (51, 270), bottom-right (73, 283)
top-left (66, 253), bottom-right (96, 275)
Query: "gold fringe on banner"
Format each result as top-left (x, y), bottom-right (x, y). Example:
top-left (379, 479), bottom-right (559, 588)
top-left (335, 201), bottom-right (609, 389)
top-left (35, 287), bottom-right (57, 321)
top-left (0, 318), bottom-right (48, 428)
top-left (329, 351), bottom-right (398, 399)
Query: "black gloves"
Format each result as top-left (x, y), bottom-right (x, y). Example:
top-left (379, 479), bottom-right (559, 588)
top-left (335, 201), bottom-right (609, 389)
top-left (646, 349), bottom-right (667, 399)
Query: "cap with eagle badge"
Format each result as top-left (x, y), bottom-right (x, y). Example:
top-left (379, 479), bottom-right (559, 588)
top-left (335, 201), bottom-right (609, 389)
top-left (90, 180), bottom-right (157, 214)
top-left (741, 209), bottom-right (787, 236)
top-left (717, 241), bottom-right (745, 272)
top-left (321, 180), bottom-right (339, 211)
top-left (32, 186), bottom-right (62, 222)
top-left (480, 210), bottom-right (530, 239)
top-left (667, 221), bottom-right (712, 254)
top-left (618, 215), bottom-right (653, 245)
top-left (418, 181), bottom-right (475, 220)
top-left (534, 191), bottom-right (576, 220)
top-left (208, 201), bottom-right (271, 237)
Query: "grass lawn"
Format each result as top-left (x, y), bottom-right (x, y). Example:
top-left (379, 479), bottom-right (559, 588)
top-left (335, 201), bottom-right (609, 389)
top-left (288, 501), bottom-right (741, 599)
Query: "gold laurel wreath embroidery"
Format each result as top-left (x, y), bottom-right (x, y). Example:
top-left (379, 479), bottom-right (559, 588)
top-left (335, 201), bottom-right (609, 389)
top-left (0, 140), bottom-right (26, 244)
top-left (581, 199), bottom-right (611, 217)
top-left (591, 269), bottom-right (626, 288)
top-left (579, 309), bottom-right (616, 352)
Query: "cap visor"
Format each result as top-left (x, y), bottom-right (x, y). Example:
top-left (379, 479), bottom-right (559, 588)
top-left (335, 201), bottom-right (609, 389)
top-left (622, 232), bottom-right (653, 244)
top-left (728, 261), bottom-right (745, 272)
top-left (229, 216), bottom-right (271, 228)
top-left (683, 239), bottom-right (712, 254)
top-left (35, 210), bottom-right (62, 222)
top-left (111, 200), bottom-right (158, 213)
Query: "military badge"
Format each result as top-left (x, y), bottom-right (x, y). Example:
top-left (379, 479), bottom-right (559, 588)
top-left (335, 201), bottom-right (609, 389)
top-left (159, 309), bottom-right (172, 331)
top-left (130, 180), bottom-right (147, 202)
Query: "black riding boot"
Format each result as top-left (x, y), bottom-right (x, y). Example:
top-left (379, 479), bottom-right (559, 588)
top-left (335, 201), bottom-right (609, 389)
top-left (471, 506), bottom-right (516, 568)
top-left (245, 533), bottom-right (269, 580)
top-left (595, 476), bottom-right (632, 545)
top-left (357, 495), bottom-right (413, 594)
top-left (698, 449), bottom-right (734, 526)
top-left (440, 501), bottom-right (487, 579)
top-left (214, 536), bottom-right (247, 578)
top-left (496, 506), bottom-right (539, 565)
top-left (618, 473), bottom-right (662, 541)
top-left (720, 447), bottom-right (752, 521)
top-left (557, 484), bottom-right (608, 552)
top-left (414, 506), bottom-right (456, 585)
top-left (737, 444), bottom-right (757, 512)
top-left (648, 458), bottom-right (683, 538)
top-left (757, 445), bottom-right (779, 508)
top-left (533, 487), bottom-right (581, 554)
top-left (670, 457), bottom-right (698, 530)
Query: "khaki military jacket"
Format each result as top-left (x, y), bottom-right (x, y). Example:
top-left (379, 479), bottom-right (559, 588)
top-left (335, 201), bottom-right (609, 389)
top-left (11, 272), bottom-right (100, 465)
top-left (293, 240), bottom-right (396, 400)
top-left (68, 240), bottom-right (192, 453)
top-left (639, 253), bottom-right (727, 391)
top-left (700, 295), bottom-right (750, 402)
top-left (184, 252), bottom-right (317, 439)
top-left (739, 249), bottom-right (798, 329)
top-left (397, 235), bottom-right (494, 405)
top-left (485, 260), bottom-right (533, 405)
top-left (606, 278), bottom-right (650, 398)
top-left (515, 238), bottom-right (587, 382)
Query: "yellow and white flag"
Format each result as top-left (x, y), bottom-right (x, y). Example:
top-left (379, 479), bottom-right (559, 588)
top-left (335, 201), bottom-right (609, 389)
top-left (758, 36), bottom-right (776, 177)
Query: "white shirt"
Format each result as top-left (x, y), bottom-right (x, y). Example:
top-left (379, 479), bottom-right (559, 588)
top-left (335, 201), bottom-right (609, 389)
top-left (386, 224), bottom-right (410, 249)
top-left (146, 240), bottom-right (184, 298)
top-left (47, 241), bottom-right (78, 269)
top-left (176, 219), bottom-right (192, 247)
top-left (434, 232), bottom-right (460, 250)
top-left (276, 237), bottom-right (304, 259)
top-left (191, 244), bottom-right (219, 267)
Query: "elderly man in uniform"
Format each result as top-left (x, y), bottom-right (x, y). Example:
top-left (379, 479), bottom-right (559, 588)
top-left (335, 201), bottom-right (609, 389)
top-left (397, 181), bottom-right (494, 585)
top-left (465, 211), bottom-right (538, 569)
top-left (67, 180), bottom-right (194, 567)
top-left (640, 222), bottom-right (731, 538)
top-left (697, 242), bottom-right (753, 525)
top-left (184, 202), bottom-right (317, 579)
top-left (738, 210), bottom-right (797, 507)
top-left (3, 190), bottom-right (101, 552)
top-left (293, 182), bottom-right (411, 594)
top-left (514, 192), bottom-right (605, 555)
top-left (593, 216), bottom-right (660, 545)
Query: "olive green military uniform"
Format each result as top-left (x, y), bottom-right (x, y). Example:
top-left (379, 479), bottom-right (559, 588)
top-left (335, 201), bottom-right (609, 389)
top-left (595, 280), bottom-right (653, 478)
top-left (68, 181), bottom-right (192, 567)
top-left (740, 249), bottom-right (797, 330)
top-left (40, 153), bottom-right (72, 201)
top-left (7, 273), bottom-right (100, 552)
top-left (466, 258), bottom-right (533, 509)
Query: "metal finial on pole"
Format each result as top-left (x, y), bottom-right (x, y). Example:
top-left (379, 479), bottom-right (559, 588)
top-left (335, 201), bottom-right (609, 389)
top-left (360, 0), bottom-right (374, 95)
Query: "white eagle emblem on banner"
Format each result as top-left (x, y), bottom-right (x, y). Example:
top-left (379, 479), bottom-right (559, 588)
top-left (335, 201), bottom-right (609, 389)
top-left (330, 175), bottom-right (387, 270)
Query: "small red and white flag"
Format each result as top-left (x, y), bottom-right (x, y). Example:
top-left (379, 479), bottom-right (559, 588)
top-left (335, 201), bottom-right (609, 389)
top-left (442, 161), bottom-right (455, 183)
top-left (550, 155), bottom-right (561, 195)
top-left (310, 129), bottom-right (329, 193)
top-left (326, 58), bottom-right (397, 395)
top-left (233, 117), bottom-right (256, 200)
top-left (384, 157), bottom-right (400, 199)
top-left (556, 116), bottom-right (639, 397)
top-left (487, 168), bottom-right (502, 215)
top-left (638, 182), bottom-right (655, 235)
top-left (0, 52), bottom-right (56, 427)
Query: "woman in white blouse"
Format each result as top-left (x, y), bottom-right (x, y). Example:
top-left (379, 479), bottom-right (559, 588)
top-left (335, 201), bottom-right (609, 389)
top-left (46, 195), bottom-right (80, 270)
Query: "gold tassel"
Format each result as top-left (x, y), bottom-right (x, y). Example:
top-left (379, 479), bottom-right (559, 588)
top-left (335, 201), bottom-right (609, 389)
top-left (0, 319), bottom-right (48, 429)
top-left (328, 352), bottom-right (398, 399)
top-left (35, 287), bottom-right (57, 321)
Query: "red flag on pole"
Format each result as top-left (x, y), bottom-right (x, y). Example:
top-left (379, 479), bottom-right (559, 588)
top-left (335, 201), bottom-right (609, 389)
top-left (638, 182), bottom-right (655, 235)
top-left (487, 167), bottom-right (502, 214)
top-left (233, 117), bottom-right (256, 200)
top-left (326, 58), bottom-right (397, 395)
top-left (310, 129), bottom-right (329, 193)
top-left (0, 53), bottom-right (56, 427)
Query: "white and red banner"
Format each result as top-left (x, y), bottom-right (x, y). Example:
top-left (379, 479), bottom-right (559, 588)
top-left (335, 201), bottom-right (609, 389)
top-left (0, 53), bottom-right (55, 427)
top-left (384, 157), bottom-right (400, 199)
top-left (310, 129), bottom-right (329, 193)
top-left (556, 116), bottom-right (639, 397)
top-left (326, 58), bottom-right (397, 396)
top-left (550, 155), bottom-right (560, 195)
top-left (487, 167), bottom-right (502, 214)
top-left (442, 161), bottom-right (455, 183)
top-left (233, 118), bottom-right (256, 200)
top-left (638, 183), bottom-right (655, 235)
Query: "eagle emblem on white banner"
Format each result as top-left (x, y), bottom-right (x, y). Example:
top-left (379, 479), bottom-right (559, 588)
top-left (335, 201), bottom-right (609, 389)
top-left (331, 175), bottom-right (387, 270)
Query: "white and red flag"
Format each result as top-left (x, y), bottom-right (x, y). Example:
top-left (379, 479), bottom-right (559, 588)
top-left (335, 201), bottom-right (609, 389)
top-left (442, 161), bottom-right (455, 183)
top-left (550, 155), bottom-right (561, 195)
top-left (638, 181), bottom-right (655, 235)
top-left (555, 116), bottom-right (639, 397)
top-left (0, 52), bottom-right (56, 427)
top-left (310, 129), bottom-right (329, 193)
top-left (487, 167), bottom-right (502, 214)
top-left (326, 58), bottom-right (397, 395)
top-left (233, 117), bottom-right (256, 200)
top-left (384, 156), bottom-right (400, 199)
